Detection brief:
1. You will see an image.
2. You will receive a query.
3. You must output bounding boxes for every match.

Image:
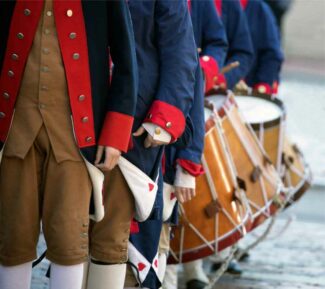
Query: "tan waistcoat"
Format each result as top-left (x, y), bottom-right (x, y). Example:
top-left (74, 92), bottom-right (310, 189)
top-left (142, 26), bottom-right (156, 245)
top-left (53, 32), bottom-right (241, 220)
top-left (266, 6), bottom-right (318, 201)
top-left (4, 0), bottom-right (81, 163)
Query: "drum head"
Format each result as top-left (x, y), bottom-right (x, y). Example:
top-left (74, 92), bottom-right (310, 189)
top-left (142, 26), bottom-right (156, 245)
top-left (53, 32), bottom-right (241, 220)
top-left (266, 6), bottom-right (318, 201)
top-left (204, 107), bottom-right (213, 122)
top-left (206, 94), bottom-right (228, 111)
top-left (235, 96), bottom-right (282, 125)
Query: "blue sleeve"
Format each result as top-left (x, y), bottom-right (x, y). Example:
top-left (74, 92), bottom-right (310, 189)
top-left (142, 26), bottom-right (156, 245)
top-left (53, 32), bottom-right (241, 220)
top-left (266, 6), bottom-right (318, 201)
top-left (200, 0), bottom-right (228, 67)
top-left (154, 0), bottom-right (197, 116)
top-left (253, 1), bottom-right (284, 86)
top-left (176, 65), bottom-right (205, 165)
top-left (223, 0), bottom-right (254, 89)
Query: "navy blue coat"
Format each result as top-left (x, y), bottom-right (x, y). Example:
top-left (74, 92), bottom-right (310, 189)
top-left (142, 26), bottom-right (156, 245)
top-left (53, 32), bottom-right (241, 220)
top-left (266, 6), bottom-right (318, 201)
top-left (243, 0), bottom-right (284, 87)
top-left (163, 0), bottom-right (227, 187)
top-left (191, 0), bottom-right (228, 67)
top-left (125, 0), bottom-right (198, 182)
top-left (127, 1), bottom-right (198, 288)
top-left (218, 0), bottom-right (254, 89)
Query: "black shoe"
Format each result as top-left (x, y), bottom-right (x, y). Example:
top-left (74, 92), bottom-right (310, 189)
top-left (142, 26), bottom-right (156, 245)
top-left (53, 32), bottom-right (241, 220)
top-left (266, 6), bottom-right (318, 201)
top-left (186, 279), bottom-right (208, 289)
top-left (211, 260), bottom-right (243, 275)
top-left (226, 260), bottom-right (242, 275)
top-left (236, 248), bottom-right (250, 262)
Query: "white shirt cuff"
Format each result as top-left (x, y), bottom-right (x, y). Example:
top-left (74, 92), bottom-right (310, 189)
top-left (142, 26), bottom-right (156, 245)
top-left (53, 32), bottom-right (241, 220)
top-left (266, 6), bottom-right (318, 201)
top-left (142, 123), bottom-right (171, 143)
top-left (174, 165), bottom-right (196, 189)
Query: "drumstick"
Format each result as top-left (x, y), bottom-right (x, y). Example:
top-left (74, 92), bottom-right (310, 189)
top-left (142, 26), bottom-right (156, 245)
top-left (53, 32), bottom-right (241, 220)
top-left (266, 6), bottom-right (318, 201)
top-left (220, 61), bottom-right (240, 74)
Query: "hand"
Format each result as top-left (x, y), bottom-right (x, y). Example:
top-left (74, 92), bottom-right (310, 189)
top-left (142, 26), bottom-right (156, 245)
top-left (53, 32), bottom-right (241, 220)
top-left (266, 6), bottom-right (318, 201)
top-left (95, 146), bottom-right (121, 171)
top-left (174, 186), bottom-right (196, 203)
top-left (133, 126), bottom-right (169, 148)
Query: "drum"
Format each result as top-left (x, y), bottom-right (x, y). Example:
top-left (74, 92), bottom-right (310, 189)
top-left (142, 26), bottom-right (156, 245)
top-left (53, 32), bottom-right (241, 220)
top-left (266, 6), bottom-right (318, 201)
top-left (234, 95), bottom-right (312, 205)
top-left (283, 138), bottom-right (312, 207)
top-left (209, 93), bottom-right (284, 229)
top-left (168, 102), bottom-right (251, 264)
top-left (235, 95), bottom-right (286, 173)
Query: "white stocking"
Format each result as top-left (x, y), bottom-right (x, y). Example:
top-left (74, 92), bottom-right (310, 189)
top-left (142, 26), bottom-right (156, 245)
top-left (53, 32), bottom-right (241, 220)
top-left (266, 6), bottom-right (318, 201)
top-left (50, 263), bottom-right (84, 289)
top-left (0, 262), bottom-right (32, 289)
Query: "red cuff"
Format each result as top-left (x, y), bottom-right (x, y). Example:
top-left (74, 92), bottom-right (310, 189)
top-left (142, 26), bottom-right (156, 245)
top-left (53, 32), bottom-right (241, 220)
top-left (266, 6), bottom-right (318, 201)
top-left (144, 100), bottom-right (186, 142)
top-left (200, 55), bottom-right (219, 94)
top-left (272, 81), bottom-right (279, 95)
top-left (177, 159), bottom-right (204, 177)
top-left (130, 219), bottom-right (139, 234)
top-left (98, 111), bottom-right (134, 153)
top-left (215, 73), bottom-right (227, 90)
top-left (253, 83), bottom-right (272, 95)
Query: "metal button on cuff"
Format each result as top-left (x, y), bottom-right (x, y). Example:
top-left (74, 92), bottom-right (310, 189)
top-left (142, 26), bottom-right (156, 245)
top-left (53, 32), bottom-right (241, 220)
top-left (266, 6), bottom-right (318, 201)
top-left (0, 112), bottom-right (6, 119)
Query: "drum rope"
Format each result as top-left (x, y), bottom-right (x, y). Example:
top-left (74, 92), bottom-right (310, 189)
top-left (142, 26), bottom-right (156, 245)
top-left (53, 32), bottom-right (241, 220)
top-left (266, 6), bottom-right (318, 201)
top-left (204, 246), bottom-right (237, 289)
top-left (235, 215), bottom-right (277, 261)
top-left (213, 113), bottom-right (240, 189)
top-left (277, 117), bottom-right (286, 173)
top-left (251, 214), bottom-right (295, 241)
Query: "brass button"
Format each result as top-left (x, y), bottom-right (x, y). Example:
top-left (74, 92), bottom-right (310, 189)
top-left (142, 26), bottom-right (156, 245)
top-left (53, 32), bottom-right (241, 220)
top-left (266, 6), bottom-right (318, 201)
top-left (85, 136), bottom-right (93, 142)
top-left (69, 32), bottom-right (77, 39)
top-left (67, 9), bottom-right (73, 17)
top-left (42, 48), bottom-right (50, 55)
top-left (81, 232), bottom-right (88, 238)
top-left (46, 11), bottom-right (52, 17)
top-left (258, 86), bottom-right (266, 94)
top-left (81, 244), bottom-right (87, 249)
top-left (3, 92), bottom-right (10, 100)
top-left (166, 122), bottom-right (172, 128)
top-left (39, 103), bottom-right (46, 109)
top-left (82, 223), bottom-right (89, 227)
top-left (82, 116), bottom-right (89, 123)
top-left (8, 70), bottom-right (14, 77)
top-left (213, 76), bottom-right (218, 83)
top-left (11, 53), bottom-right (19, 61)
top-left (17, 32), bottom-right (24, 39)
top-left (41, 66), bottom-right (49, 73)
top-left (147, 113), bottom-right (152, 119)
top-left (0, 112), bottom-right (6, 119)
top-left (24, 9), bottom-right (31, 16)
top-left (73, 53), bottom-right (80, 60)
top-left (155, 127), bottom-right (161, 135)
top-left (202, 56), bottom-right (210, 62)
top-left (78, 94), bottom-right (86, 101)
top-left (44, 29), bottom-right (50, 35)
top-left (41, 85), bottom-right (49, 91)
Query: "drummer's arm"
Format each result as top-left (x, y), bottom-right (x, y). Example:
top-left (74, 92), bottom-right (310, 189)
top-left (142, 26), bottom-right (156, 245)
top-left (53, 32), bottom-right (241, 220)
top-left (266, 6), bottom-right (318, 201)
top-left (200, 0), bottom-right (228, 93)
top-left (253, 1), bottom-right (283, 95)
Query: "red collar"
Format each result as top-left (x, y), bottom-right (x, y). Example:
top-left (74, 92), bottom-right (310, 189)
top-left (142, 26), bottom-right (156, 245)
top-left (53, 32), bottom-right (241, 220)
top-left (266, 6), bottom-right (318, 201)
top-left (214, 0), bottom-right (222, 16)
top-left (240, 0), bottom-right (248, 9)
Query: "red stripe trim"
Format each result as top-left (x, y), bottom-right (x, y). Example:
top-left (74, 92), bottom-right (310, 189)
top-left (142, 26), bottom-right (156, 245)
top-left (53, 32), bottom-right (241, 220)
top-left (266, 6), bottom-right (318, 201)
top-left (54, 0), bottom-right (95, 148)
top-left (0, 0), bottom-right (44, 141)
top-left (240, 0), bottom-right (248, 10)
top-left (214, 0), bottom-right (222, 16)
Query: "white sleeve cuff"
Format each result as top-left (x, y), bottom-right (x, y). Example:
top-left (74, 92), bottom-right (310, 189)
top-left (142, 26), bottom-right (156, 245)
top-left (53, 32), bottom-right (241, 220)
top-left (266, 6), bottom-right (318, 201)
top-left (174, 165), bottom-right (196, 189)
top-left (142, 123), bottom-right (172, 143)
